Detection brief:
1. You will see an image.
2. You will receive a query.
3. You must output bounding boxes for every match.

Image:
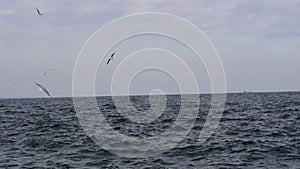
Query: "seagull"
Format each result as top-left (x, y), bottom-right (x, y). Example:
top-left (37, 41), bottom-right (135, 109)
top-left (106, 52), bottom-right (115, 65)
top-left (43, 69), bottom-right (54, 76)
top-left (35, 82), bottom-right (51, 97)
top-left (36, 8), bottom-right (42, 15)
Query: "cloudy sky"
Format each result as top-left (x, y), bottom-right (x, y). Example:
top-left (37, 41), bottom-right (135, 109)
top-left (1, 0), bottom-right (300, 98)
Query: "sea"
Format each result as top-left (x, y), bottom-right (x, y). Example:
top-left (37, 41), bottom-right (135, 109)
top-left (1, 92), bottom-right (300, 168)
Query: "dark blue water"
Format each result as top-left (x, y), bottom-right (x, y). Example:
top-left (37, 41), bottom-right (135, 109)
top-left (1, 92), bottom-right (300, 168)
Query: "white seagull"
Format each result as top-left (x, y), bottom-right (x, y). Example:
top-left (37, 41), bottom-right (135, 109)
top-left (106, 52), bottom-right (115, 65)
top-left (35, 82), bottom-right (51, 97)
top-left (36, 8), bottom-right (42, 15)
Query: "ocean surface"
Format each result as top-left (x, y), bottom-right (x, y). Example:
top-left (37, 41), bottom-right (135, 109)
top-left (1, 92), bottom-right (300, 168)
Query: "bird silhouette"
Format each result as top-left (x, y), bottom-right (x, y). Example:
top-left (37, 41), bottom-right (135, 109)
top-left (106, 52), bottom-right (115, 65)
top-left (36, 8), bottom-right (42, 15)
top-left (35, 82), bottom-right (51, 97)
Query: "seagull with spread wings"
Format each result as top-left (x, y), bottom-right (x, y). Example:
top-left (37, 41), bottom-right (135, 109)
top-left (35, 82), bottom-right (51, 97)
top-left (106, 52), bottom-right (115, 65)
top-left (36, 8), bottom-right (42, 15)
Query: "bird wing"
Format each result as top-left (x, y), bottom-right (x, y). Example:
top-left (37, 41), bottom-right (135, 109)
top-left (44, 69), bottom-right (54, 76)
top-left (35, 82), bottom-right (44, 89)
top-left (36, 8), bottom-right (42, 15)
top-left (110, 52), bottom-right (116, 58)
top-left (43, 88), bottom-right (52, 97)
top-left (106, 58), bottom-right (111, 65)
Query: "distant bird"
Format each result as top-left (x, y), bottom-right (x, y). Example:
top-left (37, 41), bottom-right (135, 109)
top-left (36, 8), bottom-right (42, 15)
top-left (35, 82), bottom-right (51, 97)
top-left (13, 82), bottom-right (18, 86)
top-left (106, 52), bottom-right (115, 65)
top-left (43, 69), bottom-right (54, 76)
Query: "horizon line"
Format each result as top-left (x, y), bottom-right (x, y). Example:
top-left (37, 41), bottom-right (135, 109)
top-left (1, 89), bottom-right (300, 100)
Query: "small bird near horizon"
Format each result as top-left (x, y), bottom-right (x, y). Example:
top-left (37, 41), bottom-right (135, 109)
top-left (106, 52), bottom-right (115, 65)
top-left (35, 82), bottom-right (51, 97)
top-left (36, 8), bottom-right (42, 15)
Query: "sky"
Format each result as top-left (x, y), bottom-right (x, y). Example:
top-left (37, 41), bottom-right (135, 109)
top-left (0, 0), bottom-right (300, 98)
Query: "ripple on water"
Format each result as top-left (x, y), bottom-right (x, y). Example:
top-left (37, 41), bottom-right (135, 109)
top-left (0, 93), bottom-right (300, 168)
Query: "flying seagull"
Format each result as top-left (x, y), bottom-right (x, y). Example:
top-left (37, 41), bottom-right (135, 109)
top-left (35, 82), bottom-right (51, 97)
top-left (36, 8), bottom-right (42, 15)
top-left (106, 52), bottom-right (115, 65)
top-left (43, 69), bottom-right (54, 76)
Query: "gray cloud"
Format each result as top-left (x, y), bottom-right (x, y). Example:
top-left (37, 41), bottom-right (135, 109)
top-left (1, 0), bottom-right (300, 38)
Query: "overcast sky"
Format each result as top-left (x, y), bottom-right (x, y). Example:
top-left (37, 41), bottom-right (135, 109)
top-left (1, 0), bottom-right (300, 98)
